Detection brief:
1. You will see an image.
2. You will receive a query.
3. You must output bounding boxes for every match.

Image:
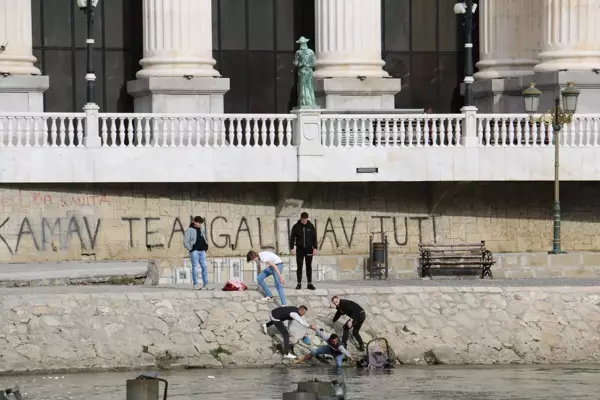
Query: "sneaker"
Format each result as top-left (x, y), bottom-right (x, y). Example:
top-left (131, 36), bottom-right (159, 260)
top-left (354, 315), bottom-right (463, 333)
top-left (262, 323), bottom-right (268, 335)
top-left (193, 284), bottom-right (202, 290)
top-left (295, 283), bottom-right (302, 290)
top-left (260, 296), bottom-right (274, 302)
top-left (307, 283), bottom-right (316, 290)
top-left (283, 353), bottom-right (297, 359)
top-left (203, 285), bottom-right (214, 291)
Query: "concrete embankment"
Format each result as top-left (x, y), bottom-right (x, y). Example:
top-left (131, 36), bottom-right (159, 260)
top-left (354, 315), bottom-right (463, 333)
top-left (1, 283), bottom-right (600, 374)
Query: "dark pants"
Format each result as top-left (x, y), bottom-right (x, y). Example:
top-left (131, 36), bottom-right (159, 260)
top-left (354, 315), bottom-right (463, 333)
top-left (296, 247), bottom-right (313, 283)
top-left (342, 311), bottom-right (366, 349)
top-left (266, 320), bottom-right (290, 353)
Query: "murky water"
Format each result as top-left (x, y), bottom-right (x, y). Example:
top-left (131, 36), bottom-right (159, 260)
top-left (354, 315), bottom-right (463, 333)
top-left (2, 365), bottom-right (600, 399)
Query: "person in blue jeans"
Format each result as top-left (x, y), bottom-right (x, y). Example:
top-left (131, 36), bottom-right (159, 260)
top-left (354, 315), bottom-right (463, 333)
top-left (184, 216), bottom-right (211, 290)
top-left (296, 329), bottom-right (355, 368)
top-left (247, 249), bottom-right (287, 304)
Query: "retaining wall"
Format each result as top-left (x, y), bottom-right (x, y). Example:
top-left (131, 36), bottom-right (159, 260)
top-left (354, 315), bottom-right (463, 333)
top-left (2, 285), bottom-right (600, 373)
top-left (1, 181), bottom-right (600, 263)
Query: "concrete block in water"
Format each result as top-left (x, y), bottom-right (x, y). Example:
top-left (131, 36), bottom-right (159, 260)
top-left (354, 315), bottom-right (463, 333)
top-left (282, 393), bottom-right (318, 400)
top-left (126, 380), bottom-right (159, 400)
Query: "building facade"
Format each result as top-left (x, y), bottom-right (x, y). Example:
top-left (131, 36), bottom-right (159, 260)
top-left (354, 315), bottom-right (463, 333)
top-left (1, 0), bottom-right (600, 266)
top-left (4, 0), bottom-right (469, 113)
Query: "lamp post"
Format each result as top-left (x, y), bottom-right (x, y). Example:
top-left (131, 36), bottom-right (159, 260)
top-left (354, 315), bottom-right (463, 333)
top-left (523, 82), bottom-right (581, 254)
top-left (454, 1), bottom-right (477, 106)
top-left (76, 0), bottom-right (99, 106)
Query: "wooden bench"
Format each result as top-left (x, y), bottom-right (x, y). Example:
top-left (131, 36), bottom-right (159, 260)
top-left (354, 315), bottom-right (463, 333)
top-left (418, 241), bottom-right (495, 279)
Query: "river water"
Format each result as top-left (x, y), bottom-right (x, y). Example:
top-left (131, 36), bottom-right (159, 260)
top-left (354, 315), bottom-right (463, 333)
top-left (2, 365), bottom-right (600, 399)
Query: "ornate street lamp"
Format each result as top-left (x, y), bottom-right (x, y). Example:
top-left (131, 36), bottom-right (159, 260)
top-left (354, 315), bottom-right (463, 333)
top-left (76, 0), bottom-right (99, 106)
top-left (522, 82), bottom-right (581, 254)
top-left (454, 1), bottom-right (478, 106)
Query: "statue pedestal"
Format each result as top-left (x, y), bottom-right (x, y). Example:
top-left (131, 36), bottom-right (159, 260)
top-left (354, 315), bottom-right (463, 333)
top-left (315, 77), bottom-right (402, 110)
top-left (292, 109), bottom-right (323, 182)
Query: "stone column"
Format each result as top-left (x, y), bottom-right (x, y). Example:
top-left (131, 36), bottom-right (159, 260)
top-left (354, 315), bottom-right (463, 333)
top-left (313, 0), bottom-right (400, 110)
top-left (127, 0), bottom-right (229, 113)
top-left (0, 0), bottom-right (48, 111)
top-left (475, 0), bottom-right (541, 80)
top-left (534, 0), bottom-right (600, 72)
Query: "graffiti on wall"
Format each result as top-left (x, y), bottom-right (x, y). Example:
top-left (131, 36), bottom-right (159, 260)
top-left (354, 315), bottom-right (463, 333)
top-left (0, 214), bottom-right (437, 255)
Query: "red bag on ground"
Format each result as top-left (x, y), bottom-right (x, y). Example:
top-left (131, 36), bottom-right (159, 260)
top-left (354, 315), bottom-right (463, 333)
top-left (222, 279), bottom-right (248, 291)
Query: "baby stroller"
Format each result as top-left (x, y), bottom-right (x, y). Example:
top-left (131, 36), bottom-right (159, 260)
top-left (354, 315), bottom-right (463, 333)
top-left (356, 338), bottom-right (394, 369)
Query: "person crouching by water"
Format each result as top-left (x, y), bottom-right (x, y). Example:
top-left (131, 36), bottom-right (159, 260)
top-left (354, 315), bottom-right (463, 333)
top-left (332, 296), bottom-right (366, 352)
top-left (296, 329), bottom-right (355, 368)
top-left (183, 216), bottom-right (211, 290)
top-left (262, 305), bottom-right (316, 359)
top-left (247, 249), bottom-right (287, 304)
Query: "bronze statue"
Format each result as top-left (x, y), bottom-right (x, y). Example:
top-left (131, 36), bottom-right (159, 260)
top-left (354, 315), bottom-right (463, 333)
top-left (293, 36), bottom-right (318, 109)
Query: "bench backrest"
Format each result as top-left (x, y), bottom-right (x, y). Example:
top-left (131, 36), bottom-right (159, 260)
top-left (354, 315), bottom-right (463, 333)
top-left (419, 241), bottom-right (486, 254)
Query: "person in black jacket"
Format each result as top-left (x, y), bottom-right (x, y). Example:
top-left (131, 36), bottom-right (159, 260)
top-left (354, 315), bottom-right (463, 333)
top-left (261, 305), bottom-right (316, 359)
top-left (289, 212), bottom-right (318, 290)
top-left (331, 296), bottom-right (366, 352)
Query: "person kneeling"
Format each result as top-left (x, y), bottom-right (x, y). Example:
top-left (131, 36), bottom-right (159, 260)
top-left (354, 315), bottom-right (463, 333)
top-left (297, 329), bottom-right (354, 368)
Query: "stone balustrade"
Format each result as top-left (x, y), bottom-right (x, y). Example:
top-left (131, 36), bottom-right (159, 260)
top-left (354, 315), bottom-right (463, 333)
top-left (0, 110), bottom-right (599, 182)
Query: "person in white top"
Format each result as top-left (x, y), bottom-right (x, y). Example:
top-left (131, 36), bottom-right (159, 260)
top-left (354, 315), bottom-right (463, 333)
top-left (247, 250), bottom-right (287, 304)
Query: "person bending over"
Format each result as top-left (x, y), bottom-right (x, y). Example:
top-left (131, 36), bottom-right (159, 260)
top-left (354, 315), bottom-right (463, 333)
top-left (296, 329), bottom-right (355, 368)
top-left (332, 296), bottom-right (366, 352)
top-left (262, 305), bottom-right (316, 359)
top-left (248, 249), bottom-right (287, 304)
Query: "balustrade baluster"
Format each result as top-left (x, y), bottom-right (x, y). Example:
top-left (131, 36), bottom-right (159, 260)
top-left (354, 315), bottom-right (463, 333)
top-left (242, 118), bottom-right (250, 146)
top-left (199, 118), bottom-right (207, 147)
top-left (259, 117), bottom-right (267, 146)
top-left (76, 117), bottom-right (84, 147)
top-left (508, 118), bottom-right (515, 146)
top-left (391, 119), bottom-right (398, 147)
top-left (125, 118), bottom-right (133, 146)
top-left (321, 119), bottom-right (329, 147)
top-left (268, 118), bottom-right (275, 147)
top-left (454, 117), bottom-right (461, 146)
top-left (417, 118), bottom-right (426, 147)
top-left (134, 117), bottom-right (143, 146)
top-left (32, 118), bottom-right (41, 147)
top-left (515, 118), bottom-right (523, 146)
top-left (67, 117), bottom-right (75, 147)
top-left (186, 118), bottom-right (193, 147)
top-left (285, 118), bottom-right (292, 146)
top-left (276, 119), bottom-right (284, 146)
top-left (23, 118), bottom-right (31, 147)
top-left (49, 117), bottom-right (57, 147)
top-left (151, 119), bottom-right (159, 147)
top-left (375, 119), bottom-right (382, 146)
top-left (143, 118), bottom-right (151, 147)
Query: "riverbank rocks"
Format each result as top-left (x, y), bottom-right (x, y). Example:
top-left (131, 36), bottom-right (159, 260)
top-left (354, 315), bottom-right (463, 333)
top-left (1, 285), bottom-right (600, 373)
